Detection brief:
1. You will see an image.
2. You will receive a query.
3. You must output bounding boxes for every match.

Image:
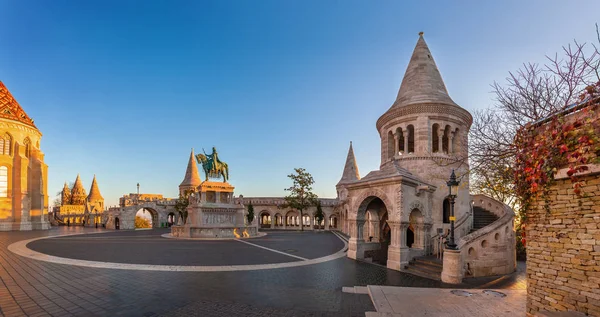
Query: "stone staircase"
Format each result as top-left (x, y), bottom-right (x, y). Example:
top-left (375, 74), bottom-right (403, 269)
top-left (404, 207), bottom-right (499, 280)
top-left (403, 255), bottom-right (443, 281)
top-left (470, 206), bottom-right (499, 233)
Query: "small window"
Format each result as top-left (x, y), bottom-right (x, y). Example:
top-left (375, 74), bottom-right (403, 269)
top-left (0, 166), bottom-right (8, 197)
top-left (23, 138), bottom-right (31, 158)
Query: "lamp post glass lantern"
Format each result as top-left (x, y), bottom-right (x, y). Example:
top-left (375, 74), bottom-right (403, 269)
top-left (446, 170), bottom-right (460, 250)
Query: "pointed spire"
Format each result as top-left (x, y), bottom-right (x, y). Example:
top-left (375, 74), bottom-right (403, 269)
top-left (61, 182), bottom-right (71, 205)
top-left (87, 174), bottom-right (103, 201)
top-left (392, 32), bottom-right (458, 109)
top-left (180, 148), bottom-right (202, 188)
top-left (70, 174), bottom-right (87, 205)
top-left (338, 141), bottom-right (360, 185)
top-left (0, 81), bottom-right (37, 128)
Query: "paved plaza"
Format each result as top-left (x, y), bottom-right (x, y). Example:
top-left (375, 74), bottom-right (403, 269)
top-left (0, 228), bottom-right (525, 316)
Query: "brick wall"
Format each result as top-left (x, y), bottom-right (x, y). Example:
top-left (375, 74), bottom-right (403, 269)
top-left (526, 170), bottom-right (600, 316)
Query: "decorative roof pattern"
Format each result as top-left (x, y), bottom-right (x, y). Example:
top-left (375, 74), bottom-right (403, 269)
top-left (70, 174), bottom-right (87, 202)
top-left (391, 33), bottom-right (458, 109)
top-left (0, 81), bottom-right (37, 128)
top-left (87, 175), bottom-right (103, 201)
top-left (337, 141), bottom-right (360, 185)
top-left (180, 148), bottom-right (202, 188)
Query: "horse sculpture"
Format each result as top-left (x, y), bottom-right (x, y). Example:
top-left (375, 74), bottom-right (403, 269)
top-left (196, 147), bottom-right (229, 182)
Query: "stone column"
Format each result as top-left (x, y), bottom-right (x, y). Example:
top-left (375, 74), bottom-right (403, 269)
top-left (449, 133), bottom-right (454, 154)
top-left (399, 222), bottom-right (411, 270)
top-left (324, 215), bottom-right (329, 231)
top-left (386, 221), bottom-right (401, 270)
top-left (347, 219), bottom-right (366, 260)
top-left (393, 131), bottom-right (400, 158)
top-left (403, 128), bottom-right (409, 154)
top-left (271, 216), bottom-right (275, 228)
top-left (423, 223), bottom-right (432, 254)
top-left (371, 220), bottom-right (380, 242)
top-left (438, 128), bottom-right (443, 153)
top-left (441, 249), bottom-right (463, 284)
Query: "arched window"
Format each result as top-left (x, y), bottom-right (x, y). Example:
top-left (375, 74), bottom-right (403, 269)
top-left (398, 129), bottom-right (405, 153)
top-left (407, 125), bottom-right (415, 153)
top-left (387, 131), bottom-right (394, 160)
top-left (442, 125), bottom-right (450, 153)
top-left (0, 133), bottom-right (12, 155)
top-left (0, 166), bottom-right (8, 198)
top-left (432, 123), bottom-right (440, 153)
top-left (23, 138), bottom-right (31, 158)
top-left (443, 198), bottom-right (450, 223)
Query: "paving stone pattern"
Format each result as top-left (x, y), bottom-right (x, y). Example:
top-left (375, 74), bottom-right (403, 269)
top-left (1, 227), bottom-right (524, 317)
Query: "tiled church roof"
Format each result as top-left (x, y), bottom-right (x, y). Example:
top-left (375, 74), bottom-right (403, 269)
top-left (0, 81), bottom-right (37, 128)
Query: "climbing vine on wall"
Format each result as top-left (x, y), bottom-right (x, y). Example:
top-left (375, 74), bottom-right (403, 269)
top-left (514, 82), bottom-right (600, 224)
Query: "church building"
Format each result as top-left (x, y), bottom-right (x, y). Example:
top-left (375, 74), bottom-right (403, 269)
top-left (0, 81), bottom-right (50, 231)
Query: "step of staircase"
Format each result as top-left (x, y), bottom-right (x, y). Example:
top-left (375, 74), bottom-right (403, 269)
top-left (470, 207), bottom-right (499, 233)
top-left (403, 256), bottom-right (442, 281)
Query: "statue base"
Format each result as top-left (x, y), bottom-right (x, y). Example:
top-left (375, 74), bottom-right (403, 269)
top-left (170, 181), bottom-right (259, 239)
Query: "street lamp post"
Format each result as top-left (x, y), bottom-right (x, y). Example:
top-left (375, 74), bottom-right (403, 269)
top-left (446, 170), bottom-right (460, 250)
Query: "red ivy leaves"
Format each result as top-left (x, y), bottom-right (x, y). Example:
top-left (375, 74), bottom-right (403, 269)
top-left (515, 89), bottom-right (600, 211)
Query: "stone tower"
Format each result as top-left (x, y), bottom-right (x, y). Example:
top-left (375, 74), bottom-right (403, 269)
top-left (376, 32), bottom-right (472, 228)
top-left (70, 174), bottom-right (87, 205)
top-left (61, 182), bottom-right (71, 206)
top-left (179, 149), bottom-right (201, 196)
top-left (87, 175), bottom-right (104, 211)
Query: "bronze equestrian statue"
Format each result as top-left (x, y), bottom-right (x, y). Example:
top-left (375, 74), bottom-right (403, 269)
top-left (196, 147), bottom-right (229, 182)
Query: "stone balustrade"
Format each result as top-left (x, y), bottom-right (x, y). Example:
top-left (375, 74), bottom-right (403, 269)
top-left (442, 194), bottom-right (516, 283)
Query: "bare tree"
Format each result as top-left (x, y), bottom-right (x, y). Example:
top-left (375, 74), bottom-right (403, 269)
top-left (469, 25), bottom-right (600, 211)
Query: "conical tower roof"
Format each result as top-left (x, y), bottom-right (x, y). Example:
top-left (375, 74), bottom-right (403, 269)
top-left (180, 148), bottom-right (202, 187)
top-left (391, 32), bottom-right (458, 109)
top-left (87, 175), bottom-right (103, 201)
top-left (0, 81), bottom-right (37, 128)
top-left (62, 182), bottom-right (71, 194)
top-left (71, 174), bottom-right (86, 195)
top-left (337, 141), bottom-right (360, 185)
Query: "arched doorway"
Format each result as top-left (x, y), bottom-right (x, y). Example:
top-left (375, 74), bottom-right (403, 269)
top-left (329, 214), bottom-right (338, 229)
top-left (167, 212), bottom-right (176, 227)
top-left (285, 210), bottom-right (298, 227)
top-left (259, 211), bottom-right (271, 228)
top-left (135, 208), bottom-right (158, 228)
top-left (443, 198), bottom-right (450, 223)
top-left (407, 226), bottom-right (415, 248)
top-left (407, 208), bottom-right (424, 249)
top-left (115, 217), bottom-right (120, 230)
top-left (356, 196), bottom-right (389, 265)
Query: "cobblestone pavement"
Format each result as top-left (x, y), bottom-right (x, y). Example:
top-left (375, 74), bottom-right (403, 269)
top-left (0, 227), bottom-right (525, 317)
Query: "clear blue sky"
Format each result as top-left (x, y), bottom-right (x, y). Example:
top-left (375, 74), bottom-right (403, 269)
top-left (1, 1), bottom-right (599, 207)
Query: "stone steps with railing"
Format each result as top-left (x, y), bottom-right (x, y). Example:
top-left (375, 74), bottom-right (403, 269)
top-left (404, 255), bottom-right (443, 280)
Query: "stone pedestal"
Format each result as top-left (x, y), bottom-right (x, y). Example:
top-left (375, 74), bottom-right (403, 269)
top-left (441, 249), bottom-right (463, 284)
top-left (347, 238), bottom-right (366, 259)
top-left (387, 245), bottom-right (401, 270)
top-left (171, 181), bottom-right (258, 239)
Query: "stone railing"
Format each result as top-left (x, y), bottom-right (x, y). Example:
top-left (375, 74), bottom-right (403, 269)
top-left (429, 204), bottom-right (472, 258)
top-left (456, 194), bottom-right (515, 278)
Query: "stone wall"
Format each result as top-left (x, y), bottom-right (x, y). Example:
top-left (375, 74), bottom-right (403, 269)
top-left (526, 167), bottom-right (600, 316)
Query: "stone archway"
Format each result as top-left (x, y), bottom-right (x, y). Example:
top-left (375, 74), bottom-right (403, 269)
top-left (407, 208), bottom-right (425, 250)
top-left (285, 210), bottom-right (298, 227)
top-left (259, 211), bottom-right (271, 228)
top-left (348, 194), bottom-right (391, 261)
top-left (136, 208), bottom-right (159, 228)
